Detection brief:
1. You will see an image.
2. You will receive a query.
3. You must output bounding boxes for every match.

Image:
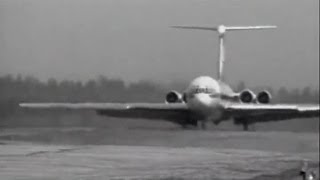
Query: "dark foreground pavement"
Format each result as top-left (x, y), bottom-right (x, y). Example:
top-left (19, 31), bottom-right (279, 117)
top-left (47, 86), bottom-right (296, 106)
top-left (0, 142), bottom-right (318, 180)
top-left (0, 128), bottom-right (318, 180)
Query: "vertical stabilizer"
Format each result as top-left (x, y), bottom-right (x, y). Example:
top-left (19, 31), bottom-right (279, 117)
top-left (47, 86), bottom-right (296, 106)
top-left (172, 25), bottom-right (276, 81)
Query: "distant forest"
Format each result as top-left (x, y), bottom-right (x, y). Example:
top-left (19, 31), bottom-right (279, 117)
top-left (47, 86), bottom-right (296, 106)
top-left (0, 74), bottom-right (319, 127)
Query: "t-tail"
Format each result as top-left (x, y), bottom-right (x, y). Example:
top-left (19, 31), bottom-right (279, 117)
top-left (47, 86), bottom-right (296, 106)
top-left (171, 25), bottom-right (277, 81)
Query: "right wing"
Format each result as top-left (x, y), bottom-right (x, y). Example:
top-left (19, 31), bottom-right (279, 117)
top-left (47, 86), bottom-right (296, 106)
top-left (224, 103), bottom-right (319, 123)
top-left (19, 102), bottom-right (191, 122)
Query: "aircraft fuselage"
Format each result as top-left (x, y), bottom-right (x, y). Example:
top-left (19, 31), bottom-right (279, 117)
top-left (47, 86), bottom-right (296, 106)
top-left (184, 76), bottom-right (235, 122)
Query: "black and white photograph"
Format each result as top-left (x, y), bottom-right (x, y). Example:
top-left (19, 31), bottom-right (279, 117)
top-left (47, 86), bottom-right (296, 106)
top-left (0, 0), bottom-right (319, 179)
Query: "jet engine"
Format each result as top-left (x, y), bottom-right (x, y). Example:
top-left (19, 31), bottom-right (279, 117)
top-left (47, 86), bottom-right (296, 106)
top-left (257, 90), bottom-right (272, 104)
top-left (239, 89), bottom-right (256, 103)
top-left (165, 91), bottom-right (184, 103)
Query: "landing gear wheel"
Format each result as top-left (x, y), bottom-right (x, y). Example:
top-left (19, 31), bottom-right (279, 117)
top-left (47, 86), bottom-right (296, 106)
top-left (200, 121), bottom-right (207, 130)
top-left (234, 118), bottom-right (252, 131)
top-left (189, 119), bottom-right (198, 127)
top-left (243, 122), bottom-right (249, 131)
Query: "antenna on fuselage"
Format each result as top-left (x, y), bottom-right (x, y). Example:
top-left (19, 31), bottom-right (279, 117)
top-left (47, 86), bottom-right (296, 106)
top-left (171, 25), bottom-right (277, 81)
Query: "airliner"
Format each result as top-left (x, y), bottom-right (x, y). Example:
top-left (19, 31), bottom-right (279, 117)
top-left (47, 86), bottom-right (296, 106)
top-left (20, 25), bottom-right (319, 130)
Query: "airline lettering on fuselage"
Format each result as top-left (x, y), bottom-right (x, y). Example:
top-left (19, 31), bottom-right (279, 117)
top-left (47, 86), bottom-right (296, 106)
top-left (187, 86), bottom-right (218, 99)
top-left (191, 87), bottom-right (215, 94)
top-left (187, 85), bottom-right (236, 102)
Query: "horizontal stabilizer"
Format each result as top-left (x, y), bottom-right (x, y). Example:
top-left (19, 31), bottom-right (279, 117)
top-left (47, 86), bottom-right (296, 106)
top-left (171, 26), bottom-right (218, 31)
top-left (224, 25), bottom-right (277, 31)
top-left (171, 25), bottom-right (277, 34)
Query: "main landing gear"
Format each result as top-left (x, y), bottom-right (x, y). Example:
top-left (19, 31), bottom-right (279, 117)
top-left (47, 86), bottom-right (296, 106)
top-left (233, 118), bottom-right (254, 131)
top-left (200, 121), bottom-right (207, 130)
top-left (242, 120), bottom-right (249, 131)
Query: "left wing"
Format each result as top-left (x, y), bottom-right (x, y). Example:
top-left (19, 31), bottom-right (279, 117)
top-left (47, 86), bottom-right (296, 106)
top-left (19, 102), bottom-right (191, 122)
top-left (223, 103), bottom-right (319, 123)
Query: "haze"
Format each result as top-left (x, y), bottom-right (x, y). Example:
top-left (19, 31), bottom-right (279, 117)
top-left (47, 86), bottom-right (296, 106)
top-left (0, 0), bottom-right (318, 89)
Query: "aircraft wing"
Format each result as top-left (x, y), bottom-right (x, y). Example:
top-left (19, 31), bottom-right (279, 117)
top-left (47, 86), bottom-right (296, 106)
top-left (224, 103), bottom-right (319, 123)
top-left (19, 103), bottom-right (191, 122)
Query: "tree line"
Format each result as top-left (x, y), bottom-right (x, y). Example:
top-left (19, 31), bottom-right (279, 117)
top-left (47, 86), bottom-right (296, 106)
top-left (0, 74), bottom-right (318, 119)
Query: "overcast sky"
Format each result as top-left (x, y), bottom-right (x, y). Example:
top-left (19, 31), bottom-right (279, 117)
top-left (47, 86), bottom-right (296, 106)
top-left (0, 0), bottom-right (318, 89)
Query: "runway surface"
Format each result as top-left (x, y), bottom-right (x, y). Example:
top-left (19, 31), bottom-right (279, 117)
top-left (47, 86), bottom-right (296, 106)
top-left (0, 127), bottom-right (319, 180)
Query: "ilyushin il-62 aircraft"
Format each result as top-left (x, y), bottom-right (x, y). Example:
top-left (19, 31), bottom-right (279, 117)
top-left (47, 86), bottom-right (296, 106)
top-left (20, 25), bottom-right (319, 130)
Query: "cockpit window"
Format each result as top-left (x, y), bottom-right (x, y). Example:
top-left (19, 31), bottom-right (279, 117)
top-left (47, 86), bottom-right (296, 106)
top-left (191, 87), bottom-right (215, 94)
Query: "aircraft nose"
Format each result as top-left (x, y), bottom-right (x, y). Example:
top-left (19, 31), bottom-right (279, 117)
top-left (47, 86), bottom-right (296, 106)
top-left (195, 94), bottom-right (212, 105)
top-left (187, 93), bottom-right (223, 120)
top-left (188, 94), bottom-right (214, 111)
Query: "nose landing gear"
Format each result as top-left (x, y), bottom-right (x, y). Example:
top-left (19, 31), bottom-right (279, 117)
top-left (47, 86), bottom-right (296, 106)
top-left (179, 119), bottom-right (208, 130)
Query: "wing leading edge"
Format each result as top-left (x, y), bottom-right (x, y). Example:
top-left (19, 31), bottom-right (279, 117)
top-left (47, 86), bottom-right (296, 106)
top-left (19, 102), bottom-right (191, 122)
top-left (224, 103), bottom-right (319, 123)
top-left (20, 102), bottom-right (319, 124)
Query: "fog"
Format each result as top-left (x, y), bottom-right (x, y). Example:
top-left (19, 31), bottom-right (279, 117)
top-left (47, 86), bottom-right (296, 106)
top-left (0, 0), bottom-right (319, 89)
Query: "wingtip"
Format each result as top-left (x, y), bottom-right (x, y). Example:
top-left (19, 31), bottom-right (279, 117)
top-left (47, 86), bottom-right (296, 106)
top-left (19, 103), bottom-right (26, 107)
top-left (170, 25), bottom-right (183, 29)
top-left (264, 25), bottom-right (277, 29)
top-left (19, 103), bottom-right (37, 108)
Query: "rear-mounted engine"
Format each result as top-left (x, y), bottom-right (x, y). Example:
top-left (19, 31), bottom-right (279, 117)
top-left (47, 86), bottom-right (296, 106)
top-left (257, 90), bottom-right (272, 104)
top-left (239, 89), bottom-right (256, 103)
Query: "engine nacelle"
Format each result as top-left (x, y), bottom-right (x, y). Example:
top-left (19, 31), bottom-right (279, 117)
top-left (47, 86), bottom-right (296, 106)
top-left (257, 90), bottom-right (272, 104)
top-left (165, 91), bottom-right (184, 103)
top-left (239, 89), bottom-right (256, 103)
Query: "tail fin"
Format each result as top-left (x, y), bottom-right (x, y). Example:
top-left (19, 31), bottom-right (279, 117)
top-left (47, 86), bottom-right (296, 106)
top-left (172, 25), bottom-right (277, 81)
